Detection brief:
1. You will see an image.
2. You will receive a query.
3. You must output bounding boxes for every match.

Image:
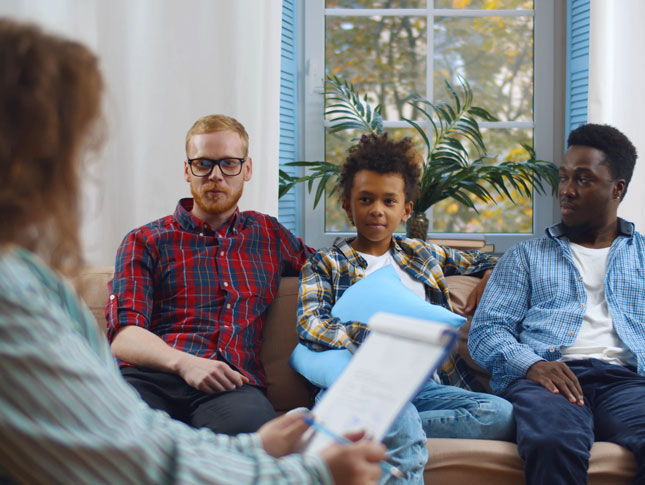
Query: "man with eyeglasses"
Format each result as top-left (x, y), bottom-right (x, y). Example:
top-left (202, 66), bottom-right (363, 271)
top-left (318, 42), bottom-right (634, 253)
top-left (106, 114), bottom-right (314, 435)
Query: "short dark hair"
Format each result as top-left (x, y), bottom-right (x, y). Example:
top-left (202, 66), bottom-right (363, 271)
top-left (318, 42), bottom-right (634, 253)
top-left (340, 133), bottom-right (422, 203)
top-left (567, 123), bottom-right (637, 198)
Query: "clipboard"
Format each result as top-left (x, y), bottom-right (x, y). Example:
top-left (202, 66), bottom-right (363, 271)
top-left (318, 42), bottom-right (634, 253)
top-left (299, 311), bottom-right (458, 454)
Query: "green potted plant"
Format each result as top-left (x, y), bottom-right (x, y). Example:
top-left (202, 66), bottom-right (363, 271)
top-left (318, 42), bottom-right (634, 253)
top-left (279, 75), bottom-right (558, 240)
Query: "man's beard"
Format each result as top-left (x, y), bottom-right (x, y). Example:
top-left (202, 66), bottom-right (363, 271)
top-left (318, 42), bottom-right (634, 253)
top-left (191, 182), bottom-right (243, 216)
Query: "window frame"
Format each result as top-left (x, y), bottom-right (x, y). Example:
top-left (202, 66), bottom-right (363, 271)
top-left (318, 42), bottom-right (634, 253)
top-left (300, 0), bottom-right (564, 253)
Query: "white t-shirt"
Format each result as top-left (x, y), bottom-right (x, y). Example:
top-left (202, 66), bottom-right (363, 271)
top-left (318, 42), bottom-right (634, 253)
top-left (560, 242), bottom-right (637, 367)
top-left (357, 250), bottom-right (426, 300)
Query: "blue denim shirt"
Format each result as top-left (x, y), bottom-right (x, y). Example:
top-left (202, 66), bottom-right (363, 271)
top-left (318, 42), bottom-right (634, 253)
top-left (469, 219), bottom-right (645, 395)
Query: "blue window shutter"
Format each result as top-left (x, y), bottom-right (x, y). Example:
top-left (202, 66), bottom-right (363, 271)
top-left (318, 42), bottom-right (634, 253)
top-left (565, 0), bottom-right (590, 141)
top-left (278, 0), bottom-right (300, 235)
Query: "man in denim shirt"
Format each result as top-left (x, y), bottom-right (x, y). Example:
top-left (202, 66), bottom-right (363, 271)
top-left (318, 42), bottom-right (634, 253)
top-left (469, 124), bottom-right (644, 484)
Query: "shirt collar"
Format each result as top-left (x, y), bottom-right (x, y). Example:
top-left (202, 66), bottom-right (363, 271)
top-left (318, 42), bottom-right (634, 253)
top-left (173, 198), bottom-right (240, 236)
top-left (546, 218), bottom-right (634, 240)
top-left (333, 236), bottom-right (403, 269)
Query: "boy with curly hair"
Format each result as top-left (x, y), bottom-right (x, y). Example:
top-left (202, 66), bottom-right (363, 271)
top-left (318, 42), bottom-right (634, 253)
top-left (297, 133), bottom-right (514, 483)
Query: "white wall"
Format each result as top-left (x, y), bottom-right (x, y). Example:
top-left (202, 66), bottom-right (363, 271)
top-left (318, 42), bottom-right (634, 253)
top-left (0, 0), bottom-right (282, 265)
top-left (589, 0), bottom-right (645, 231)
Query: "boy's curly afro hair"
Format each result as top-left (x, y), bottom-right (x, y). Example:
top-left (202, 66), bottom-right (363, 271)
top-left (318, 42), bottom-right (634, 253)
top-left (339, 133), bottom-right (422, 203)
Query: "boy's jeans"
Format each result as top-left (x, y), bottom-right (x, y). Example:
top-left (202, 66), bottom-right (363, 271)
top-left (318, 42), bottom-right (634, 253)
top-left (317, 380), bottom-right (514, 484)
top-left (413, 379), bottom-right (515, 440)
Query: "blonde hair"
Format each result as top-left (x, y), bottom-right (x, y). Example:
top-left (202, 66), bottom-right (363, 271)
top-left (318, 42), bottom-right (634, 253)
top-left (0, 19), bottom-right (104, 274)
top-left (185, 114), bottom-right (249, 158)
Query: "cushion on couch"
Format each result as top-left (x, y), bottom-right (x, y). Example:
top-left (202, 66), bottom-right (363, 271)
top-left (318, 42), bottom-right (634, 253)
top-left (73, 266), bottom-right (114, 332)
top-left (260, 277), bottom-right (316, 412)
top-left (424, 438), bottom-right (636, 484)
top-left (444, 274), bottom-right (480, 314)
top-left (332, 265), bottom-right (467, 327)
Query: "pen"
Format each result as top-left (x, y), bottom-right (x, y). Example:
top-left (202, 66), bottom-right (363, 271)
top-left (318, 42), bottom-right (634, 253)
top-left (303, 414), bottom-right (405, 479)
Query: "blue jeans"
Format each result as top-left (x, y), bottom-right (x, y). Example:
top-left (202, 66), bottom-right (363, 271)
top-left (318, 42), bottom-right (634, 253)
top-left (315, 390), bottom-right (427, 484)
top-left (380, 402), bottom-right (427, 484)
top-left (317, 377), bottom-right (514, 485)
top-left (503, 359), bottom-right (645, 485)
top-left (413, 379), bottom-right (515, 440)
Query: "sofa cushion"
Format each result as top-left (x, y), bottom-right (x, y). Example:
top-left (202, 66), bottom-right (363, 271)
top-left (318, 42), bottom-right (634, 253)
top-left (424, 438), bottom-right (637, 484)
top-left (72, 266), bottom-right (113, 332)
top-left (333, 265), bottom-right (467, 327)
top-left (444, 275), bottom-right (480, 315)
top-left (289, 345), bottom-right (352, 389)
top-left (260, 277), bottom-right (316, 412)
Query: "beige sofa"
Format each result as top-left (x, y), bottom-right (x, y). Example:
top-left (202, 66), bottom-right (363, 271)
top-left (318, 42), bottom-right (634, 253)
top-left (75, 268), bottom-right (637, 484)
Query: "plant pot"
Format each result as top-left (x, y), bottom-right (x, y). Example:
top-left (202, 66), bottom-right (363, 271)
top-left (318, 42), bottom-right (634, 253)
top-left (406, 211), bottom-right (429, 240)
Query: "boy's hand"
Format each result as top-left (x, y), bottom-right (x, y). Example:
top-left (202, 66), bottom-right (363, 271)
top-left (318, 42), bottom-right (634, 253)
top-left (463, 269), bottom-right (493, 315)
top-left (320, 431), bottom-right (385, 485)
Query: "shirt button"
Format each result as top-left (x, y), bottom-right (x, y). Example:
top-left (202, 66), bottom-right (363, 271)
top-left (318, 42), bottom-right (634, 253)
top-left (578, 276), bottom-right (583, 281)
top-left (220, 251), bottom-right (225, 256)
top-left (226, 304), bottom-right (231, 309)
top-left (580, 302), bottom-right (585, 308)
top-left (569, 331), bottom-right (575, 337)
top-left (109, 295), bottom-right (115, 300)
top-left (223, 282), bottom-right (229, 287)
top-left (549, 347), bottom-right (555, 352)
top-left (200, 232), bottom-right (204, 236)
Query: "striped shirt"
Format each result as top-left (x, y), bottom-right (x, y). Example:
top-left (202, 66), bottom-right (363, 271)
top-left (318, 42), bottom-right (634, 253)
top-left (106, 199), bottom-right (313, 387)
top-left (469, 219), bottom-right (645, 395)
top-left (0, 246), bottom-right (331, 484)
top-left (297, 236), bottom-right (497, 390)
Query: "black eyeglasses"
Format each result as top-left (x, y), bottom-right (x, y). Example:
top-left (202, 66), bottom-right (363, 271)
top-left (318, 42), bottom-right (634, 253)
top-left (187, 157), bottom-right (246, 177)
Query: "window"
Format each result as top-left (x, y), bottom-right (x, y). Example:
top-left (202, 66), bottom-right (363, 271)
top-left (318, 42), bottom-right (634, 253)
top-left (300, 0), bottom-right (564, 252)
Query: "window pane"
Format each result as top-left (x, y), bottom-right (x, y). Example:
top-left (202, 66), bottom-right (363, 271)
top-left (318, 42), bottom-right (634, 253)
top-left (429, 128), bottom-right (534, 233)
top-left (324, 127), bottom-right (423, 232)
top-left (434, 15), bottom-right (533, 122)
top-left (327, 0), bottom-right (426, 8)
top-left (326, 15), bottom-right (427, 120)
top-left (434, 0), bottom-right (532, 9)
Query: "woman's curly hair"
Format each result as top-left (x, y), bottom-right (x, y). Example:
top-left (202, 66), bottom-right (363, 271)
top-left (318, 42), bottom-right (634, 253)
top-left (339, 133), bottom-right (422, 203)
top-left (0, 19), bottom-right (104, 274)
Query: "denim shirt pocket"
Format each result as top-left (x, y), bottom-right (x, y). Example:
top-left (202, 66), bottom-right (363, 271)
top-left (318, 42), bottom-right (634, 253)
top-left (611, 267), bottom-right (645, 321)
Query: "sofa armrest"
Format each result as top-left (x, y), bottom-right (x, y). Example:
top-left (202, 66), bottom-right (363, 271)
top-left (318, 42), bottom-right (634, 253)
top-left (73, 266), bottom-right (114, 333)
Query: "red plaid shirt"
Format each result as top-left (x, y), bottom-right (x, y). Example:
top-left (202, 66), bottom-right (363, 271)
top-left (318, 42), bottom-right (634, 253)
top-left (106, 199), bottom-right (313, 387)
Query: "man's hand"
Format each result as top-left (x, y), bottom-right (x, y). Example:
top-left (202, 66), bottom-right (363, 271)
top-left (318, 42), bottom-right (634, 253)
top-left (526, 360), bottom-right (584, 406)
top-left (175, 353), bottom-right (249, 393)
top-left (463, 269), bottom-right (493, 315)
top-left (257, 411), bottom-right (310, 458)
top-left (320, 431), bottom-right (385, 485)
